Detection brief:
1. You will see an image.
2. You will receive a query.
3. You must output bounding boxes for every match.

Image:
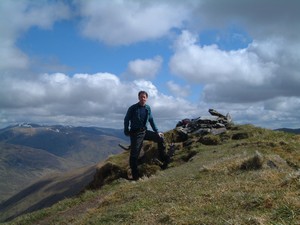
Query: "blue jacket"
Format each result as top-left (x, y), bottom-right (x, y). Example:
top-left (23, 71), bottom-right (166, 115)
top-left (124, 103), bottom-right (158, 133)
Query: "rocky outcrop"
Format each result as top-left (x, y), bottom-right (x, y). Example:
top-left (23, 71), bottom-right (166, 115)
top-left (176, 109), bottom-right (232, 135)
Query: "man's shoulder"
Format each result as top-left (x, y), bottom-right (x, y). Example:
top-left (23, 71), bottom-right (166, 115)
top-left (128, 103), bottom-right (151, 110)
top-left (128, 103), bottom-right (139, 110)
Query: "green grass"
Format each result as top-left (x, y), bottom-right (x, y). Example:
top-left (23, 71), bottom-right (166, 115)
top-left (5, 125), bottom-right (300, 225)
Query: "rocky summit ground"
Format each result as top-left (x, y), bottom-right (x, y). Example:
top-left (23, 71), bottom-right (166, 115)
top-left (4, 124), bottom-right (300, 225)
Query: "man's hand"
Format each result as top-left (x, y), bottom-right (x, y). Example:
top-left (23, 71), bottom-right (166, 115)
top-left (124, 129), bottom-right (130, 136)
top-left (158, 132), bottom-right (164, 138)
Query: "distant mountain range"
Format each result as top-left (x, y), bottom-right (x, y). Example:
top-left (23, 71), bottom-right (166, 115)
top-left (275, 128), bottom-right (300, 134)
top-left (0, 123), bottom-right (128, 202)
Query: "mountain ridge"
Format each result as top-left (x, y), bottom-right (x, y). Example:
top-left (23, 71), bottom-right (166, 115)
top-left (2, 124), bottom-right (300, 224)
top-left (275, 128), bottom-right (300, 134)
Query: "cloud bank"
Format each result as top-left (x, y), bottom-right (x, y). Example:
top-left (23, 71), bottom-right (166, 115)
top-left (1, 0), bottom-right (300, 130)
top-left (0, 72), bottom-right (196, 130)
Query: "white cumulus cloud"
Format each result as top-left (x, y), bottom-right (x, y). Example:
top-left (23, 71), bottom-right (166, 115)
top-left (0, 0), bottom-right (71, 70)
top-left (125, 56), bottom-right (163, 80)
top-left (169, 30), bottom-right (300, 104)
top-left (76, 0), bottom-right (189, 45)
top-left (166, 81), bottom-right (190, 98)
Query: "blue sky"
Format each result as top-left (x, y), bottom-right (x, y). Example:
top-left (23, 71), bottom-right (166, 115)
top-left (1, 0), bottom-right (300, 131)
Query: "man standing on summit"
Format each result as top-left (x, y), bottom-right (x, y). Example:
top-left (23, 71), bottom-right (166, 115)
top-left (124, 91), bottom-right (169, 180)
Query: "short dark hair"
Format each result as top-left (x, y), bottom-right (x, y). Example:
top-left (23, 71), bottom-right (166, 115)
top-left (138, 90), bottom-right (148, 98)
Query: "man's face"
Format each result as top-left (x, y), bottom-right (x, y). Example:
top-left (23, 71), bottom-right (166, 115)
top-left (138, 93), bottom-right (148, 106)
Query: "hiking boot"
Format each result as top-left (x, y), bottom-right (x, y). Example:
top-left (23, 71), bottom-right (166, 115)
top-left (131, 170), bottom-right (140, 181)
top-left (160, 155), bottom-right (171, 170)
top-left (130, 175), bottom-right (140, 181)
top-left (160, 161), bottom-right (169, 170)
top-left (131, 176), bottom-right (140, 181)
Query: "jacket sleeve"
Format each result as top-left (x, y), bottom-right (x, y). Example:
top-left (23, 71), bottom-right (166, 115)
top-left (124, 106), bottom-right (131, 133)
top-left (148, 106), bottom-right (158, 133)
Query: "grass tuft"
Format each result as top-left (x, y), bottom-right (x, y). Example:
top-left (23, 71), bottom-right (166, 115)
top-left (240, 151), bottom-right (264, 170)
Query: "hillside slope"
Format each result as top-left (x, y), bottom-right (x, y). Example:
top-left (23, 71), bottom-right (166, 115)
top-left (0, 124), bottom-right (128, 202)
top-left (0, 164), bottom-right (96, 223)
top-left (0, 143), bottom-right (73, 203)
top-left (4, 125), bottom-right (300, 224)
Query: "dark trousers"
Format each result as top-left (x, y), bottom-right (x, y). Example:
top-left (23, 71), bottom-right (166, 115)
top-left (129, 130), bottom-right (167, 179)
